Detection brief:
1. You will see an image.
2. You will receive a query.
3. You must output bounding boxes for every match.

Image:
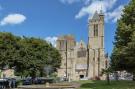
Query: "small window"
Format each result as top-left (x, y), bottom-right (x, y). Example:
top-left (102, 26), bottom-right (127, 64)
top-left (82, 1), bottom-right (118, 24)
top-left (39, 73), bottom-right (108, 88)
top-left (94, 24), bottom-right (98, 36)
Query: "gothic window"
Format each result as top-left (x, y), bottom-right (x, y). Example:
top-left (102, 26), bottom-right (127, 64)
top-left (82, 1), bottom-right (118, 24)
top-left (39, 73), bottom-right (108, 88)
top-left (94, 24), bottom-right (98, 36)
top-left (59, 41), bottom-right (62, 49)
top-left (101, 36), bottom-right (103, 47)
top-left (60, 41), bottom-right (65, 50)
top-left (60, 41), bottom-right (63, 50)
top-left (77, 49), bottom-right (86, 58)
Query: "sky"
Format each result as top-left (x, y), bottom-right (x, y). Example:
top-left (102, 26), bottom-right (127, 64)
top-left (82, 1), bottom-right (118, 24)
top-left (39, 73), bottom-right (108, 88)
top-left (0, 0), bottom-right (130, 55)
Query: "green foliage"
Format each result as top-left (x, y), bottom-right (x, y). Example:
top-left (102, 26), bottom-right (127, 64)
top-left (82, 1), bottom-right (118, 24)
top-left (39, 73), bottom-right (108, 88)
top-left (111, 0), bottom-right (135, 76)
top-left (0, 32), bottom-right (61, 77)
top-left (102, 67), bottom-right (112, 75)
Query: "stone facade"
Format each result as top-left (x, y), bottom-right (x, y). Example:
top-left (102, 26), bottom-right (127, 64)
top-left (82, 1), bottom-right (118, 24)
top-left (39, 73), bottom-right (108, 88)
top-left (57, 11), bottom-right (108, 81)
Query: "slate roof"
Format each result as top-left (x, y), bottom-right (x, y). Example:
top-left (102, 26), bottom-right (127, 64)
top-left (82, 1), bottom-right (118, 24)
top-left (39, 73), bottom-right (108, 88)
top-left (91, 10), bottom-right (104, 20)
top-left (92, 11), bottom-right (100, 20)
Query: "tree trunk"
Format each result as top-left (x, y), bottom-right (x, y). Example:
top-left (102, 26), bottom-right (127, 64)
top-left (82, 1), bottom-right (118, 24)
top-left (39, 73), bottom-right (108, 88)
top-left (107, 73), bottom-right (110, 85)
top-left (40, 70), bottom-right (43, 77)
top-left (114, 71), bottom-right (119, 81)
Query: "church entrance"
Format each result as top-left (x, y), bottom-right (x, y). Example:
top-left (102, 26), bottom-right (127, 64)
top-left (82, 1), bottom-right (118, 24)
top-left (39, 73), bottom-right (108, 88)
top-left (80, 75), bottom-right (84, 79)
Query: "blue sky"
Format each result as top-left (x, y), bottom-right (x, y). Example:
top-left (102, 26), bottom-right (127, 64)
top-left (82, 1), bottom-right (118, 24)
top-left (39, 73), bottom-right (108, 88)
top-left (0, 0), bottom-right (129, 55)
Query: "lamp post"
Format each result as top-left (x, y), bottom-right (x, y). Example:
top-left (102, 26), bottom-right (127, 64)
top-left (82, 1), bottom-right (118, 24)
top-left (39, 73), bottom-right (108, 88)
top-left (86, 36), bottom-right (90, 77)
top-left (97, 48), bottom-right (100, 77)
top-left (65, 40), bottom-right (68, 81)
top-left (69, 48), bottom-right (73, 82)
top-left (92, 49), bottom-right (96, 78)
top-left (86, 44), bottom-right (89, 77)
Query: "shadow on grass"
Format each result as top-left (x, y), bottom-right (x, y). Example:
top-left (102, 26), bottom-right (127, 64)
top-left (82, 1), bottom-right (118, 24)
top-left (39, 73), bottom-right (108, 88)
top-left (80, 83), bottom-right (96, 88)
top-left (80, 83), bottom-right (95, 88)
top-left (80, 81), bottom-right (110, 88)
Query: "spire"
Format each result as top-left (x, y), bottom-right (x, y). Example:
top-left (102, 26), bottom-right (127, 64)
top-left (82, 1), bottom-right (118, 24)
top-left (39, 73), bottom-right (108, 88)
top-left (99, 9), bottom-right (104, 16)
top-left (99, 0), bottom-right (104, 16)
top-left (92, 11), bottom-right (100, 20)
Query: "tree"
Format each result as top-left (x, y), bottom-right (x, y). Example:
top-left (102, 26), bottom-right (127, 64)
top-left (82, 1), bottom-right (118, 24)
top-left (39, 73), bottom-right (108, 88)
top-left (121, 32), bottom-right (135, 80)
top-left (15, 37), bottom-right (61, 78)
top-left (0, 32), bottom-right (21, 68)
top-left (0, 32), bottom-right (61, 78)
top-left (111, 0), bottom-right (135, 80)
top-left (102, 67), bottom-right (112, 85)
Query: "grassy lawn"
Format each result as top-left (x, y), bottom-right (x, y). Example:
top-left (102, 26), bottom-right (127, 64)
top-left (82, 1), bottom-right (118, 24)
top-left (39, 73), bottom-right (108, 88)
top-left (76, 80), bottom-right (135, 89)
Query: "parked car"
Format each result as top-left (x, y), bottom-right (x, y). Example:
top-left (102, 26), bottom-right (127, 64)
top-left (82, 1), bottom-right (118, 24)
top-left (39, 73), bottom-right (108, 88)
top-left (23, 78), bottom-right (32, 85)
top-left (33, 78), bottom-right (42, 84)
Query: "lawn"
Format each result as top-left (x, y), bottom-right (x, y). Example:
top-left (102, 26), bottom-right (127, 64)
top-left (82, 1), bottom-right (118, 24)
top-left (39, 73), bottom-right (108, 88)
top-left (76, 80), bottom-right (135, 89)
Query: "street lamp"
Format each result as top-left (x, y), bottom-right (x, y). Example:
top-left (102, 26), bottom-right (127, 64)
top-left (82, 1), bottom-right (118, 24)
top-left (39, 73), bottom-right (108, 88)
top-left (97, 48), bottom-right (100, 77)
top-left (86, 44), bottom-right (90, 77)
top-left (65, 40), bottom-right (68, 81)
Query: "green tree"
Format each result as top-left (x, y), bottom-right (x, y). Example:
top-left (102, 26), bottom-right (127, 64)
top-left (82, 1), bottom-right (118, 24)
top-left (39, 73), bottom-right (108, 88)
top-left (0, 32), bottom-right (21, 68)
top-left (15, 37), bottom-right (61, 78)
top-left (0, 32), bottom-right (61, 78)
top-left (111, 0), bottom-right (135, 80)
top-left (121, 32), bottom-right (135, 80)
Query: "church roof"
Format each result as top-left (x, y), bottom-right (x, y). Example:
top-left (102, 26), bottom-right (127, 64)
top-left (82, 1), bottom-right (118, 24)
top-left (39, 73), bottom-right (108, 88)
top-left (58, 35), bottom-right (75, 41)
top-left (92, 11), bottom-right (100, 20)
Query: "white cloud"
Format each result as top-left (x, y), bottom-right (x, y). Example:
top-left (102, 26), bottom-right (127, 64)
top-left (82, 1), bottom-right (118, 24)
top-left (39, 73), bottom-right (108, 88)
top-left (59, 0), bottom-right (125, 23)
top-left (0, 13), bottom-right (26, 26)
top-left (75, 0), bottom-right (117, 19)
top-left (106, 5), bottom-right (124, 22)
top-left (59, 0), bottom-right (92, 4)
top-left (59, 0), bottom-right (80, 4)
top-left (45, 36), bottom-right (58, 47)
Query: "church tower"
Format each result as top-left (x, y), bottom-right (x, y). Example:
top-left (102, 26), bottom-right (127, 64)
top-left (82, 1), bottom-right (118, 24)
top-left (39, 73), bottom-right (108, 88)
top-left (88, 11), bottom-right (106, 79)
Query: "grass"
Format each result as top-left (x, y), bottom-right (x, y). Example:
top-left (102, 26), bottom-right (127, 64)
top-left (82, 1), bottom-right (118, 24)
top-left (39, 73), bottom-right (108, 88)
top-left (75, 80), bottom-right (135, 89)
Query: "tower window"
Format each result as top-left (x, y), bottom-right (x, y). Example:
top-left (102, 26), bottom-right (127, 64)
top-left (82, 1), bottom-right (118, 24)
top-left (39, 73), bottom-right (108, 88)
top-left (94, 24), bottom-right (98, 36)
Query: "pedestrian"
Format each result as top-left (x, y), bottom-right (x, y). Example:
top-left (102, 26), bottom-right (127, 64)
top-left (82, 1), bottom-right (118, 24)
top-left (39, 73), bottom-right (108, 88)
top-left (12, 79), bottom-right (16, 88)
top-left (9, 79), bottom-right (12, 88)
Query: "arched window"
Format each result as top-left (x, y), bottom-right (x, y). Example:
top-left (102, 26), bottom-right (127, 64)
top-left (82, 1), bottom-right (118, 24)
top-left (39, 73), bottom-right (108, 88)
top-left (94, 24), bottom-right (98, 36)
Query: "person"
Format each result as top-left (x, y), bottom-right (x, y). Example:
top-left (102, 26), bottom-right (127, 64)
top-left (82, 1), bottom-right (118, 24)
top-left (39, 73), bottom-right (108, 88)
top-left (0, 80), bottom-right (3, 88)
top-left (5, 80), bottom-right (9, 88)
top-left (9, 79), bottom-right (12, 88)
top-left (11, 78), bottom-right (16, 88)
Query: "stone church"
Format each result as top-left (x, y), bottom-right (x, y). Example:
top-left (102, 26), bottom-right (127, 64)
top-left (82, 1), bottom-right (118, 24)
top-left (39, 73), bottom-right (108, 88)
top-left (56, 11), bottom-right (108, 81)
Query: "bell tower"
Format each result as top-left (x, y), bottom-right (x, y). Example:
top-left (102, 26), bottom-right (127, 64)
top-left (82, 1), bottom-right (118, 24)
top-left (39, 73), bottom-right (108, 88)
top-left (88, 10), bottom-right (104, 49)
top-left (88, 10), bottom-right (106, 79)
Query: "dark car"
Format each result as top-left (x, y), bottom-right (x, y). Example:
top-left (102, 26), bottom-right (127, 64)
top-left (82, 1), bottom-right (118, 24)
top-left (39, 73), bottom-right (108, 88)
top-left (23, 78), bottom-right (32, 85)
top-left (33, 77), bottom-right (47, 84)
top-left (33, 78), bottom-right (42, 84)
